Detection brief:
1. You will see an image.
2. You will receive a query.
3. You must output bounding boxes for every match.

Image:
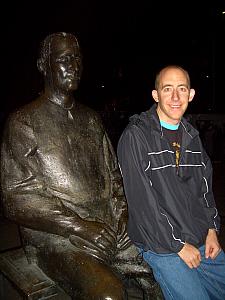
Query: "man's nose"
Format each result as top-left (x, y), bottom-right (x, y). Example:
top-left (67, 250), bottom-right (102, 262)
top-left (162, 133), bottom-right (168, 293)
top-left (73, 60), bottom-right (79, 72)
top-left (67, 59), bottom-right (79, 73)
top-left (171, 89), bottom-right (179, 101)
top-left (72, 59), bottom-right (80, 72)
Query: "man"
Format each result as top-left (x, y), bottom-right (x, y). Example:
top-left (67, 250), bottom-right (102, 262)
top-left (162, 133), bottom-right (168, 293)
top-left (1, 32), bottom-right (158, 299)
top-left (117, 65), bottom-right (225, 299)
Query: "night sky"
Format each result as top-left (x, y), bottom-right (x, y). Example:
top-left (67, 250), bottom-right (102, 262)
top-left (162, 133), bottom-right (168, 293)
top-left (3, 0), bottom-right (225, 117)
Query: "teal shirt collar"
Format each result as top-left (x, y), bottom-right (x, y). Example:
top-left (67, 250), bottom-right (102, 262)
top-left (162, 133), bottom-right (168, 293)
top-left (160, 120), bottom-right (180, 130)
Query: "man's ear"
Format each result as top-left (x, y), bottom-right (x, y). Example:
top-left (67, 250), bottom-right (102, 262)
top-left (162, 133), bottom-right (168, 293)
top-left (37, 58), bottom-right (46, 75)
top-left (189, 88), bottom-right (195, 102)
top-left (152, 90), bottom-right (159, 103)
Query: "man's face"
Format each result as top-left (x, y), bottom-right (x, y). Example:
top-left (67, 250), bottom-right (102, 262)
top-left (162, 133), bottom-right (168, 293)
top-left (47, 36), bottom-right (82, 93)
top-left (152, 67), bottom-right (195, 124)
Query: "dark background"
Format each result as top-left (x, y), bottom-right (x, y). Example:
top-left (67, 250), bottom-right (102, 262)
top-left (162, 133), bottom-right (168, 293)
top-left (3, 0), bottom-right (225, 118)
top-left (1, 0), bottom-right (225, 256)
top-left (1, 5), bottom-right (225, 294)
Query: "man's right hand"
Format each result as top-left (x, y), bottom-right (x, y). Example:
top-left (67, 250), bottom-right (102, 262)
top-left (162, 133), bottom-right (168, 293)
top-left (178, 243), bottom-right (201, 268)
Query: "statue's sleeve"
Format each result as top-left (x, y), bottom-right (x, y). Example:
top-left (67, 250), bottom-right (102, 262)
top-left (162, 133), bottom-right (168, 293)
top-left (1, 112), bottom-right (84, 237)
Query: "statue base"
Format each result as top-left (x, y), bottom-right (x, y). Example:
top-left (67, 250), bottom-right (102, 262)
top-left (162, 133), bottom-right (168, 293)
top-left (0, 248), bottom-right (71, 299)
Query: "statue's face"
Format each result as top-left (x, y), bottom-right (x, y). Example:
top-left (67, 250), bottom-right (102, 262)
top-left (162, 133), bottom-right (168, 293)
top-left (47, 36), bottom-right (82, 93)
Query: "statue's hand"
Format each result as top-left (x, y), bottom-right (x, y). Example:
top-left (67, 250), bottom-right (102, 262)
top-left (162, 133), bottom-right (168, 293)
top-left (117, 211), bottom-right (132, 251)
top-left (69, 234), bottom-right (114, 262)
top-left (117, 232), bottom-right (132, 251)
top-left (71, 219), bottom-right (117, 256)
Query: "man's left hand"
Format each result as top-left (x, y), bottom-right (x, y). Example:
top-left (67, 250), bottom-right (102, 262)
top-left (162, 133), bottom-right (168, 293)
top-left (205, 229), bottom-right (221, 259)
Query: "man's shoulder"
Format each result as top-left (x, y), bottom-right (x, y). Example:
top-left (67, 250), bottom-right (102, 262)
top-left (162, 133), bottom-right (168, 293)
top-left (123, 109), bottom-right (154, 136)
top-left (118, 110), bottom-right (153, 148)
top-left (181, 116), bottom-right (200, 138)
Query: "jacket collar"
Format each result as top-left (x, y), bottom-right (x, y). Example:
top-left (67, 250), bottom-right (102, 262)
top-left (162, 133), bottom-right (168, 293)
top-left (146, 104), bottom-right (199, 142)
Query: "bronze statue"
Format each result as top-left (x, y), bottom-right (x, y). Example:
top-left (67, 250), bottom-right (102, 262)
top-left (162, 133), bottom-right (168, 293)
top-left (1, 32), bottom-right (159, 299)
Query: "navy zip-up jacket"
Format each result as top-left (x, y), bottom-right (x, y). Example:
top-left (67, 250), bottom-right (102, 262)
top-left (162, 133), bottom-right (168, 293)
top-left (117, 104), bottom-right (220, 254)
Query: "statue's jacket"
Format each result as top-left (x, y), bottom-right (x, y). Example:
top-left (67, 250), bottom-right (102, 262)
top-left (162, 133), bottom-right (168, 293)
top-left (1, 98), bottom-right (126, 247)
top-left (117, 104), bottom-right (220, 254)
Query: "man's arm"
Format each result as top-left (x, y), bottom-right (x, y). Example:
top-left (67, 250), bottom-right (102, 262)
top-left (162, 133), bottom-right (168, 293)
top-left (178, 151), bottom-right (222, 268)
top-left (202, 156), bottom-right (220, 232)
top-left (117, 126), bottom-right (185, 253)
top-left (201, 154), bottom-right (221, 258)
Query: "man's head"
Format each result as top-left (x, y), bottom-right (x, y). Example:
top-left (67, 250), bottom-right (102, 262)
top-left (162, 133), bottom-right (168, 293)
top-left (152, 65), bottom-right (195, 125)
top-left (37, 32), bottom-right (82, 93)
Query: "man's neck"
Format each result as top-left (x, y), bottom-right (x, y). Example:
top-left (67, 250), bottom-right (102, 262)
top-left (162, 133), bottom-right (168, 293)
top-left (160, 120), bottom-right (180, 130)
top-left (45, 92), bottom-right (74, 110)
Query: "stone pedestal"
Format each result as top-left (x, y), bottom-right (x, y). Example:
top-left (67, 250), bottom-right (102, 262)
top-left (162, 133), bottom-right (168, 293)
top-left (0, 248), bottom-right (71, 300)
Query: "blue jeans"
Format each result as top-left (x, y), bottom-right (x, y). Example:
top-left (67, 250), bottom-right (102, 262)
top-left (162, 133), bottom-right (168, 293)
top-left (139, 245), bottom-right (225, 300)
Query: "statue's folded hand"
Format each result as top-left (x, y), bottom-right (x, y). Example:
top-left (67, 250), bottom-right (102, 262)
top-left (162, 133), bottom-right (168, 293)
top-left (116, 210), bottom-right (132, 251)
top-left (117, 232), bottom-right (132, 251)
top-left (70, 220), bottom-right (117, 261)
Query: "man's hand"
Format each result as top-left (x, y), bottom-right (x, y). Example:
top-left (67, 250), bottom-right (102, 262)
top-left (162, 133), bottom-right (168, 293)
top-left (205, 229), bottom-right (221, 259)
top-left (178, 243), bottom-right (201, 268)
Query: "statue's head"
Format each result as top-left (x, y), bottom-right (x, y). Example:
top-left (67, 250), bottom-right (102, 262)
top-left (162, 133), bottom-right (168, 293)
top-left (37, 32), bottom-right (82, 93)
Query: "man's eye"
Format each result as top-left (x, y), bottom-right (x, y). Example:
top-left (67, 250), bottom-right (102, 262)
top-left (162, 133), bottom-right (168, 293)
top-left (57, 56), bottom-right (71, 63)
top-left (56, 55), bottom-right (81, 64)
top-left (56, 57), bottom-right (67, 63)
top-left (179, 87), bottom-right (188, 92)
top-left (164, 87), bottom-right (172, 92)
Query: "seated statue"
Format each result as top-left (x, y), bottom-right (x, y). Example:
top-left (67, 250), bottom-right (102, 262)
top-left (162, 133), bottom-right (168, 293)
top-left (1, 32), bottom-right (159, 299)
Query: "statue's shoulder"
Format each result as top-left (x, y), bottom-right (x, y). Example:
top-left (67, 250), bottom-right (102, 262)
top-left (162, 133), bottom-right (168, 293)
top-left (9, 97), bottom-right (44, 122)
top-left (76, 102), bottom-right (104, 128)
top-left (2, 98), bottom-right (43, 138)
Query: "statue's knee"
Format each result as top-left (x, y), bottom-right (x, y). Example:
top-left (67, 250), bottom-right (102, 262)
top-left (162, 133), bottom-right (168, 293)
top-left (97, 289), bottom-right (125, 300)
top-left (90, 277), bottom-right (125, 300)
top-left (101, 287), bottom-right (125, 300)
